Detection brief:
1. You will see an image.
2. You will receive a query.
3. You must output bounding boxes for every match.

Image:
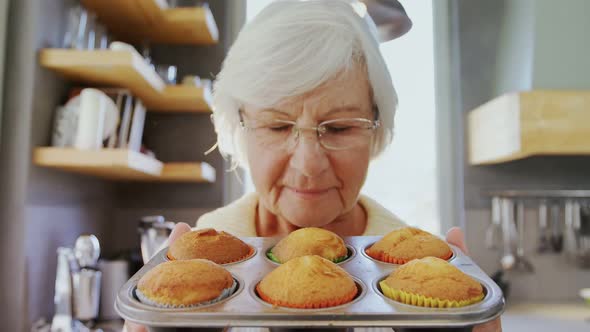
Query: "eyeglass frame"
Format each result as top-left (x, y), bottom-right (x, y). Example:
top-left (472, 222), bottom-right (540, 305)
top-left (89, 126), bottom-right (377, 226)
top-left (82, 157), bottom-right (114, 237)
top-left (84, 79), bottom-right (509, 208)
top-left (237, 107), bottom-right (381, 151)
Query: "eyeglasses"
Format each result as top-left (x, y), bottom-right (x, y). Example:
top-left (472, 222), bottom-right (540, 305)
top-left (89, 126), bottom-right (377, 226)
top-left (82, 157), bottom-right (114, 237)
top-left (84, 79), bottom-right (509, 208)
top-left (239, 111), bottom-right (380, 151)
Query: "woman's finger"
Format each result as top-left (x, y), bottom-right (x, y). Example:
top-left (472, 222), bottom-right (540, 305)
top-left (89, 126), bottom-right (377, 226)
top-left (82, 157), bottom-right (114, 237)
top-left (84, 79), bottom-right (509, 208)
top-left (169, 222), bottom-right (192, 244)
top-left (445, 226), bottom-right (470, 256)
top-left (123, 321), bottom-right (148, 332)
top-left (473, 317), bottom-right (502, 332)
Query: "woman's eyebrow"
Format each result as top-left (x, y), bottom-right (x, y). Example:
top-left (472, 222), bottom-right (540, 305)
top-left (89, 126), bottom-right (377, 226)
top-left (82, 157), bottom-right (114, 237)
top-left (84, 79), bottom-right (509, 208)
top-left (258, 109), bottom-right (292, 116)
top-left (324, 106), bottom-right (364, 116)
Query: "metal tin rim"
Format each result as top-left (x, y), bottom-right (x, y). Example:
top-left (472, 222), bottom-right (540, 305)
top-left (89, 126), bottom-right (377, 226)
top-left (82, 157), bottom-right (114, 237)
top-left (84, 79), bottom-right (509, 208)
top-left (372, 273), bottom-right (492, 311)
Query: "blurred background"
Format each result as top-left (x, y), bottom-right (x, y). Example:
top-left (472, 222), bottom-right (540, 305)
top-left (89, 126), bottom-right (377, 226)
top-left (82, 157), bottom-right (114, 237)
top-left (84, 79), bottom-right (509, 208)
top-left (0, 0), bottom-right (589, 331)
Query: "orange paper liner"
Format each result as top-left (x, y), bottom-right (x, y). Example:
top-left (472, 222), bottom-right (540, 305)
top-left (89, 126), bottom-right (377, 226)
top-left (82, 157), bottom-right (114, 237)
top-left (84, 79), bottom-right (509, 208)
top-left (256, 283), bottom-right (358, 309)
top-left (167, 245), bottom-right (256, 265)
top-left (365, 248), bottom-right (453, 264)
top-left (379, 281), bottom-right (484, 308)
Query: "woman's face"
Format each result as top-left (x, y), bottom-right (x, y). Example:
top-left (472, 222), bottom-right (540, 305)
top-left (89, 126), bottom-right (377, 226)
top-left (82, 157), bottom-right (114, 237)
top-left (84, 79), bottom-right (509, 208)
top-left (243, 65), bottom-right (374, 228)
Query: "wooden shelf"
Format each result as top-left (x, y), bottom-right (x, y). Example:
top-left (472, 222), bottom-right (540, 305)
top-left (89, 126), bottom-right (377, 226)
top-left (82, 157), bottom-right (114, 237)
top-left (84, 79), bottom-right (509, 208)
top-left (468, 90), bottom-right (590, 165)
top-left (156, 162), bottom-right (216, 183)
top-left (33, 147), bottom-right (163, 180)
top-left (81, 0), bottom-right (219, 45)
top-left (40, 49), bottom-right (212, 112)
top-left (33, 148), bottom-right (215, 183)
top-left (144, 85), bottom-right (212, 113)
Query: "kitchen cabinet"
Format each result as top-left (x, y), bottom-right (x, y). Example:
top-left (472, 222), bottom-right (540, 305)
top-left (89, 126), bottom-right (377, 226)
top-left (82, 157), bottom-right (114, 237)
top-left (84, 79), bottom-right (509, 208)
top-left (468, 90), bottom-right (590, 165)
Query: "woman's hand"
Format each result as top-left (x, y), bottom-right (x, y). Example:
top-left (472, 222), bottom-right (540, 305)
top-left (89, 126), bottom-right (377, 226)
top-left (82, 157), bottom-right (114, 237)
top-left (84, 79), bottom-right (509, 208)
top-left (124, 222), bottom-right (192, 332)
top-left (446, 227), bottom-right (502, 332)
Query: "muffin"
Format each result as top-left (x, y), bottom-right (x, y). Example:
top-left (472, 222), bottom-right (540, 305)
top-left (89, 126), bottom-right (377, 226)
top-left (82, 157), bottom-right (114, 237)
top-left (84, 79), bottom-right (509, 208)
top-left (167, 228), bottom-right (254, 264)
top-left (380, 257), bottom-right (484, 308)
top-left (257, 255), bottom-right (358, 309)
top-left (365, 227), bottom-right (452, 264)
top-left (136, 259), bottom-right (235, 308)
top-left (268, 227), bottom-right (348, 263)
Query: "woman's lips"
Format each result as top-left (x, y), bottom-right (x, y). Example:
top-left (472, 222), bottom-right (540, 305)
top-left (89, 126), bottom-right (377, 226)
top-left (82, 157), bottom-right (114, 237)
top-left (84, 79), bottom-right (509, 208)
top-left (286, 187), bottom-right (331, 199)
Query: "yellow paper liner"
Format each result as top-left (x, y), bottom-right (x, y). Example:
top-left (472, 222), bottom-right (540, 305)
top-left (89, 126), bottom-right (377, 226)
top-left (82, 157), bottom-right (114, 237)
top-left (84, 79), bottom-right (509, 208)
top-left (256, 283), bottom-right (358, 309)
top-left (167, 245), bottom-right (256, 265)
top-left (379, 281), bottom-right (484, 308)
top-left (366, 248), bottom-right (453, 264)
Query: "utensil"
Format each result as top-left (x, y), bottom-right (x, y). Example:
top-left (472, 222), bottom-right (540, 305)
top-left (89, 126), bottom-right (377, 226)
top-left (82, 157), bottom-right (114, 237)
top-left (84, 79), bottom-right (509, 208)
top-left (138, 216), bottom-right (175, 264)
top-left (514, 201), bottom-right (534, 273)
top-left (564, 200), bottom-right (578, 258)
top-left (537, 199), bottom-right (551, 253)
top-left (550, 203), bottom-right (563, 252)
top-left (485, 197), bottom-right (502, 250)
top-left (500, 198), bottom-right (516, 271)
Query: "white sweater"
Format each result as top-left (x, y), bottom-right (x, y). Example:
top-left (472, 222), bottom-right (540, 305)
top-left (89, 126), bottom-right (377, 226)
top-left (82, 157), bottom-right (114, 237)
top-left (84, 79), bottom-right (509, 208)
top-left (196, 193), bottom-right (406, 235)
top-left (194, 194), bottom-right (403, 332)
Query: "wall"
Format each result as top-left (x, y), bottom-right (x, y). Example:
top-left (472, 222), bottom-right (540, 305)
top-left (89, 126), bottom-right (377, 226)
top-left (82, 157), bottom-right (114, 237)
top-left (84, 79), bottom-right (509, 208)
top-left (455, 0), bottom-right (590, 301)
top-left (0, 1), bottom-right (242, 330)
top-left (109, 0), bottom-right (245, 253)
top-left (0, 0), bottom-right (115, 330)
top-left (0, 0), bottom-right (7, 145)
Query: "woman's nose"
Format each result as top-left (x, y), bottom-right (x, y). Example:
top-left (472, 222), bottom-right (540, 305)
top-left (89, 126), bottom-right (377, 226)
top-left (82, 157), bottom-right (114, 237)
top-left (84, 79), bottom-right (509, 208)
top-left (288, 132), bottom-right (330, 177)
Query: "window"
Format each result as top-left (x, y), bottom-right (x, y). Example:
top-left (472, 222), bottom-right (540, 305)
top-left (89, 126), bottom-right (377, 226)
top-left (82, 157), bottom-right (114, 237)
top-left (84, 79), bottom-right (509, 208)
top-left (244, 1), bottom-right (439, 234)
top-left (362, 1), bottom-right (439, 234)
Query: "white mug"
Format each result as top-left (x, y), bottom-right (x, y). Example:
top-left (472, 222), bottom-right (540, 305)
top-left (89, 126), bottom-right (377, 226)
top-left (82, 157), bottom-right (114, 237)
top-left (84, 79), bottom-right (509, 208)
top-left (74, 88), bottom-right (119, 150)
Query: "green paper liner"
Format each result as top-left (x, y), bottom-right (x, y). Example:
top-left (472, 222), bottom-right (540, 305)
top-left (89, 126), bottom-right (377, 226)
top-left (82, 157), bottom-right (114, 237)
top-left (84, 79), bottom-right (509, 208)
top-left (266, 247), bottom-right (348, 264)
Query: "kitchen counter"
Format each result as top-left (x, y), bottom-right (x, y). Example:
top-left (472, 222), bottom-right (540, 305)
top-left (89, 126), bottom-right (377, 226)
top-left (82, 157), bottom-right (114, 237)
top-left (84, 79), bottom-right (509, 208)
top-left (502, 301), bottom-right (589, 332)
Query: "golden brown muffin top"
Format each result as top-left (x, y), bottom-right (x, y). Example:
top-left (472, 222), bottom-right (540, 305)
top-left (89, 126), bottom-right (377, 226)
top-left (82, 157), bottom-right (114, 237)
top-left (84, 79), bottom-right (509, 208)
top-left (138, 259), bottom-right (234, 306)
top-left (366, 227), bottom-right (452, 261)
top-left (271, 227), bottom-right (347, 263)
top-left (383, 257), bottom-right (483, 302)
top-left (168, 228), bottom-right (252, 264)
top-left (257, 255), bottom-right (357, 307)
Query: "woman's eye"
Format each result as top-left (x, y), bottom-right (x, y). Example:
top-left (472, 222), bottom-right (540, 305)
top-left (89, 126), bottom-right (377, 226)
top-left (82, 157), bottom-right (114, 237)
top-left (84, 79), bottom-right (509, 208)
top-left (325, 125), bottom-right (351, 133)
top-left (267, 124), bottom-right (292, 132)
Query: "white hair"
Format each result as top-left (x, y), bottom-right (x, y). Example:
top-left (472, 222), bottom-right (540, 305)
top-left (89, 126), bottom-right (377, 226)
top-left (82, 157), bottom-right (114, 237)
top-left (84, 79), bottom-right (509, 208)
top-left (212, 0), bottom-right (398, 169)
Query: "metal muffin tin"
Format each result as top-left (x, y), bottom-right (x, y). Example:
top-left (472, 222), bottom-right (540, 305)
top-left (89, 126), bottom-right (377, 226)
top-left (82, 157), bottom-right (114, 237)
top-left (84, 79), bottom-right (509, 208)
top-left (116, 236), bottom-right (504, 330)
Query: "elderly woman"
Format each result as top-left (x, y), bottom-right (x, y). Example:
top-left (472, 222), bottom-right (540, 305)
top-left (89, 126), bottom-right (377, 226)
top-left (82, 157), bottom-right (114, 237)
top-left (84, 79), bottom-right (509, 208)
top-left (127, 1), bottom-right (501, 331)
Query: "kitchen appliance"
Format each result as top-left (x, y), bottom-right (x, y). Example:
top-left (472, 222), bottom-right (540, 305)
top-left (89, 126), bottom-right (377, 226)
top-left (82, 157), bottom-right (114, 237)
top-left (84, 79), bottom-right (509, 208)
top-left (115, 236), bottom-right (504, 331)
top-left (98, 259), bottom-right (129, 320)
top-left (138, 216), bottom-right (175, 264)
top-left (50, 235), bottom-right (103, 332)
